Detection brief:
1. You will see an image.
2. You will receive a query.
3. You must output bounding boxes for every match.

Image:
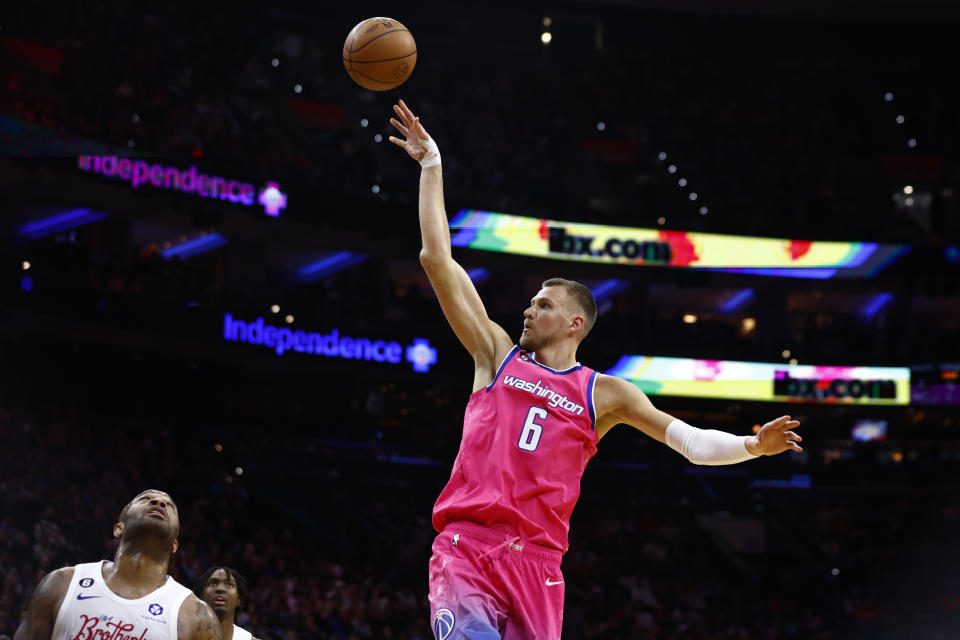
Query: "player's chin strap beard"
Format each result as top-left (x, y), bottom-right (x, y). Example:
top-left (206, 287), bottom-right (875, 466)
top-left (120, 520), bottom-right (177, 559)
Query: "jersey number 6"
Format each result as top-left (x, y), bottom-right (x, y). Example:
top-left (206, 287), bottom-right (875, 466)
top-left (518, 407), bottom-right (547, 452)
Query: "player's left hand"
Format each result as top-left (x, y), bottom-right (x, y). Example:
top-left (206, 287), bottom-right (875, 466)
top-left (746, 415), bottom-right (803, 456)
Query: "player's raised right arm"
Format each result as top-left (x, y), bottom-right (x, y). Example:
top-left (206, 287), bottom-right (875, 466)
top-left (14, 567), bottom-right (73, 640)
top-left (389, 100), bottom-right (512, 374)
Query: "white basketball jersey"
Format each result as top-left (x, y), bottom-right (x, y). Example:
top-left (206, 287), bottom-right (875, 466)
top-left (231, 625), bottom-right (252, 640)
top-left (52, 561), bottom-right (193, 640)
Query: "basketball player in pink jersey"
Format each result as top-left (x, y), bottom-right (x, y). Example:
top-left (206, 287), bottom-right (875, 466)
top-left (14, 490), bottom-right (221, 640)
top-left (195, 567), bottom-right (258, 640)
top-left (390, 100), bottom-right (803, 640)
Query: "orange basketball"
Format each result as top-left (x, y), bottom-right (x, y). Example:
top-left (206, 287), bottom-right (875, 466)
top-left (343, 17), bottom-right (417, 91)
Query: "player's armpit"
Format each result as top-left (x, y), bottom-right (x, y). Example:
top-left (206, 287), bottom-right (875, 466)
top-left (14, 567), bottom-right (74, 640)
top-left (179, 596), bottom-right (222, 640)
top-left (593, 374), bottom-right (675, 442)
top-left (420, 251), bottom-right (513, 370)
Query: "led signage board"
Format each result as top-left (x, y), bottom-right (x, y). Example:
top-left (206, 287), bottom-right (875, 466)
top-left (606, 355), bottom-right (910, 405)
top-left (450, 210), bottom-right (908, 278)
top-left (222, 314), bottom-right (438, 373)
top-left (78, 155), bottom-right (288, 217)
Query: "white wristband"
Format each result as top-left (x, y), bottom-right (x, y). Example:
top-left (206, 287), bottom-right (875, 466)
top-left (418, 135), bottom-right (441, 168)
top-left (665, 419), bottom-right (758, 466)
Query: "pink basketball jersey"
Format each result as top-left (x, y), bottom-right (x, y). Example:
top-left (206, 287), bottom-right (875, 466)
top-left (432, 346), bottom-right (600, 553)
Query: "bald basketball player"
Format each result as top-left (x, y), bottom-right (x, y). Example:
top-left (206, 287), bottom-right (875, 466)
top-left (14, 490), bottom-right (221, 640)
top-left (389, 99), bottom-right (804, 640)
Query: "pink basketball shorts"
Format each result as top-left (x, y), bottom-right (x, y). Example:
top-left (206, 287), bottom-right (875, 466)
top-left (428, 521), bottom-right (565, 640)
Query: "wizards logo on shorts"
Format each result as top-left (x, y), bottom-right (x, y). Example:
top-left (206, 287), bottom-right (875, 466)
top-left (433, 608), bottom-right (454, 640)
top-left (148, 604), bottom-right (163, 616)
top-left (79, 578), bottom-right (94, 588)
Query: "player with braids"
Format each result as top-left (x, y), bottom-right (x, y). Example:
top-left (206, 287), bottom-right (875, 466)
top-left (389, 100), bottom-right (804, 640)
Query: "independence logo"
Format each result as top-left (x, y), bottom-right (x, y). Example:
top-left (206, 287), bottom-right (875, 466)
top-left (222, 314), bottom-right (437, 373)
top-left (78, 156), bottom-right (287, 217)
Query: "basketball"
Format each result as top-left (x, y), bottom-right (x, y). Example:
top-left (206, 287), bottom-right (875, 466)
top-left (343, 17), bottom-right (417, 91)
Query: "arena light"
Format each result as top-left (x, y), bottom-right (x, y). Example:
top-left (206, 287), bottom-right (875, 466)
top-left (297, 251), bottom-right (368, 283)
top-left (161, 233), bottom-right (227, 260)
top-left (606, 354), bottom-right (910, 405)
top-left (862, 292), bottom-right (893, 319)
top-left (18, 208), bottom-right (108, 240)
top-left (720, 288), bottom-right (755, 312)
top-left (467, 267), bottom-right (491, 284)
top-left (590, 279), bottom-right (629, 304)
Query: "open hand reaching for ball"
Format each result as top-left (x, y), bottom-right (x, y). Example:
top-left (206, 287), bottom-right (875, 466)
top-left (389, 100), bottom-right (440, 167)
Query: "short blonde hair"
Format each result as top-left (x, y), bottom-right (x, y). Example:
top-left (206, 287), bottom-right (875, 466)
top-left (542, 278), bottom-right (598, 339)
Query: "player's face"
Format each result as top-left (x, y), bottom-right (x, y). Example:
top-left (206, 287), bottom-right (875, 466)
top-left (202, 569), bottom-right (239, 621)
top-left (520, 286), bottom-right (579, 351)
top-left (121, 490), bottom-right (180, 541)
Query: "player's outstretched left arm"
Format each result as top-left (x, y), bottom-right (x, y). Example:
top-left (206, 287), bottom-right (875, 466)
top-left (177, 596), bottom-right (223, 640)
top-left (594, 374), bottom-right (802, 464)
